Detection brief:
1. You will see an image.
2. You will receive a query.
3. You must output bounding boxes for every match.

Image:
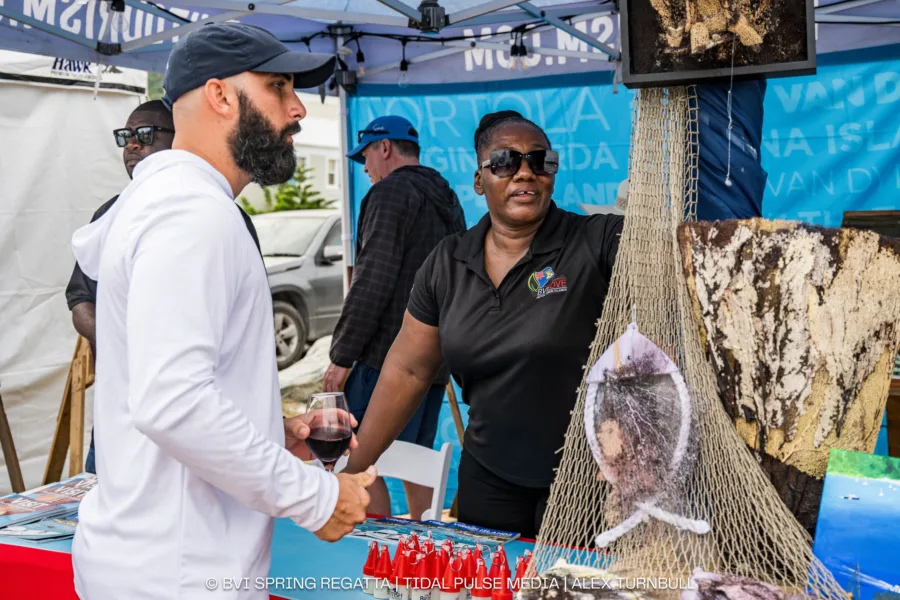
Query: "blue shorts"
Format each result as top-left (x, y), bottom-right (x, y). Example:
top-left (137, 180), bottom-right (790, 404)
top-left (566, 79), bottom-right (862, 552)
top-left (344, 362), bottom-right (445, 449)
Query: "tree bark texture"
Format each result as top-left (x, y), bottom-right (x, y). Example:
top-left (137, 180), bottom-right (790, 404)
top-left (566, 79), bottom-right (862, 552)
top-left (677, 219), bottom-right (900, 524)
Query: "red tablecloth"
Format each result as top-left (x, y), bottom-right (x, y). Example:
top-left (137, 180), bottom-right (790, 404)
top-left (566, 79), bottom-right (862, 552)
top-left (0, 516), bottom-right (536, 599)
top-left (0, 543), bottom-right (79, 600)
top-left (0, 543), bottom-right (289, 600)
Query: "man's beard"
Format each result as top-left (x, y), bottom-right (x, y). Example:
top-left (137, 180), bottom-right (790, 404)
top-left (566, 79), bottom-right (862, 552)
top-left (228, 91), bottom-right (300, 186)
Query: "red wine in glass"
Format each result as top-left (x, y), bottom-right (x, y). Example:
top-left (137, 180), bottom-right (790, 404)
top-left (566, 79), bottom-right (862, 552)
top-left (305, 392), bottom-right (353, 470)
top-left (306, 430), bottom-right (352, 465)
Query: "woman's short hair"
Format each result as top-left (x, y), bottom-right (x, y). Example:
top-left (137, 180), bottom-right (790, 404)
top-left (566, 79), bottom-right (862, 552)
top-left (473, 110), bottom-right (551, 157)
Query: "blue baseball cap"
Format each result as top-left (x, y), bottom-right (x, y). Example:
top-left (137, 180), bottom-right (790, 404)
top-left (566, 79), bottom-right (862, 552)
top-left (162, 22), bottom-right (336, 108)
top-left (347, 116), bottom-right (419, 164)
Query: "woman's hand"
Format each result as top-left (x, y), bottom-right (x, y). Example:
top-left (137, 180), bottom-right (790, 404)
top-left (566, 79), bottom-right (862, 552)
top-left (284, 413), bottom-right (359, 461)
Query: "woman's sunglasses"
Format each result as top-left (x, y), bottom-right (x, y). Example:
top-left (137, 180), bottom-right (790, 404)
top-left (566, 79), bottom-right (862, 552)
top-left (113, 125), bottom-right (174, 148)
top-left (480, 149), bottom-right (559, 177)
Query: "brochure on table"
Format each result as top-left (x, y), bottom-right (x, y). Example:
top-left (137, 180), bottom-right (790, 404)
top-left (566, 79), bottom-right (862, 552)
top-left (349, 516), bottom-right (519, 550)
top-left (0, 473), bottom-right (95, 541)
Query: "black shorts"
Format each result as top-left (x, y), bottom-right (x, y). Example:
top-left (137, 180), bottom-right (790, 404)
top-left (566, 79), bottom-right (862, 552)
top-left (456, 448), bottom-right (550, 539)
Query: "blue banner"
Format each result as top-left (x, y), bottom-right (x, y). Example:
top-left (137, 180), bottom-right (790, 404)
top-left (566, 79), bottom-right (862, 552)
top-left (348, 46), bottom-right (900, 516)
top-left (348, 74), bottom-right (635, 236)
top-left (761, 53), bottom-right (900, 226)
top-left (349, 48), bottom-right (900, 230)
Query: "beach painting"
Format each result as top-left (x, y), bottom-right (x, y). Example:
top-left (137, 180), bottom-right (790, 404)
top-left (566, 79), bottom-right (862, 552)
top-left (813, 449), bottom-right (900, 600)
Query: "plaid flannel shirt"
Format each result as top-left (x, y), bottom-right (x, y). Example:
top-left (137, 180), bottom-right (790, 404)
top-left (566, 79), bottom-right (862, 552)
top-left (329, 165), bottom-right (466, 385)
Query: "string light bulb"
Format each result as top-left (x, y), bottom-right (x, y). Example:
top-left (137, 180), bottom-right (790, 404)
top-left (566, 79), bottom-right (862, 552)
top-left (517, 41), bottom-right (529, 71)
top-left (356, 40), bottom-right (366, 76)
top-left (508, 40), bottom-right (520, 71)
top-left (398, 41), bottom-right (410, 88)
top-left (398, 60), bottom-right (410, 87)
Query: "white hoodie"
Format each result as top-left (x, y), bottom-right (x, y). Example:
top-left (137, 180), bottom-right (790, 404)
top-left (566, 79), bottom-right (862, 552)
top-left (71, 150), bottom-right (339, 599)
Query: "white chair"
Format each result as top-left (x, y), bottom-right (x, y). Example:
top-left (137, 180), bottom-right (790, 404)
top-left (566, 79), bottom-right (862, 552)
top-left (330, 440), bottom-right (453, 521)
top-left (374, 440), bottom-right (453, 521)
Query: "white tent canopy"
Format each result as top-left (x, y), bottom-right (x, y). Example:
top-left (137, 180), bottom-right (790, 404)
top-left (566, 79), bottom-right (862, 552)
top-left (1, 0), bottom-right (899, 86)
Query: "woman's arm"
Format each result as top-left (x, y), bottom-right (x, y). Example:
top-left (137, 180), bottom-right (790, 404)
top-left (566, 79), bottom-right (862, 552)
top-left (343, 311), bottom-right (445, 474)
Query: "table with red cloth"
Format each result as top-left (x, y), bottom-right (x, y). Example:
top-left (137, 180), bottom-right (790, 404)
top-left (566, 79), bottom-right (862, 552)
top-left (0, 516), bottom-right (536, 599)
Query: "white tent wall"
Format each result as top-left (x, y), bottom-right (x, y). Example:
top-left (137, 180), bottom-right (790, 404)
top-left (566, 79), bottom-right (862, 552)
top-left (0, 50), bottom-right (146, 494)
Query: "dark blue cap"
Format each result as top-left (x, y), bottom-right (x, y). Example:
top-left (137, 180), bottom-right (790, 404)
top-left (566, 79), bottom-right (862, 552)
top-left (162, 22), bottom-right (336, 108)
top-left (347, 116), bottom-right (419, 163)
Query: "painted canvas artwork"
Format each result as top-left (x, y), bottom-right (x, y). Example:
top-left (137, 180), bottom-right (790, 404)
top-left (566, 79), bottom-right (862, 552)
top-left (813, 449), bottom-right (900, 600)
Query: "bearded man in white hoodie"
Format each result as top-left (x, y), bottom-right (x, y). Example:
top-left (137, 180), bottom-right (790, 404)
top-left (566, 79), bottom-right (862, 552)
top-left (70, 22), bottom-right (376, 599)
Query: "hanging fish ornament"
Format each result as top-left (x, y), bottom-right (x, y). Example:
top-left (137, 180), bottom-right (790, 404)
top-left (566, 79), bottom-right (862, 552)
top-left (584, 319), bottom-right (709, 548)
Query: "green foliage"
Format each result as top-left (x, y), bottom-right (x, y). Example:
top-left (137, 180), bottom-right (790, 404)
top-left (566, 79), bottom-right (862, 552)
top-left (147, 72), bottom-right (164, 101)
top-left (827, 449), bottom-right (900, 482)
top-left (239, 197), bottom-right (260, 216)
top-left (873, 592), bottom-right (900, 600)
top-left (238, 163), bottom-right (334, 215)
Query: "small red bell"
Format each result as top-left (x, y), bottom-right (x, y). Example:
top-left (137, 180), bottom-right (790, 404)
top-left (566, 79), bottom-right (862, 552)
top-left (491, 562), bottom-right (512, 600)
top-left (472, 558), bottom-right (491, 599)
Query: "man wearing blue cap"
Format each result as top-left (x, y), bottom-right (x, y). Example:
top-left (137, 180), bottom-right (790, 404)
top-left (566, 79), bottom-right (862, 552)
top-left (323, 116), bottom-right (466, 519)
top-left (70, 22), bottom-right (375, 599)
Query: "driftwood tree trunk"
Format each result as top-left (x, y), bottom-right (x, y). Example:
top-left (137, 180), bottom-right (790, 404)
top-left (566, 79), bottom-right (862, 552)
top-left (679, 219), bottom-right (900, 533)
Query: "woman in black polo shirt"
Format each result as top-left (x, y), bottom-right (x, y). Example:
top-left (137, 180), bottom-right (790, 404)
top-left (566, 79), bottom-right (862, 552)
top-left (345, 111), bottom-right (624, 538)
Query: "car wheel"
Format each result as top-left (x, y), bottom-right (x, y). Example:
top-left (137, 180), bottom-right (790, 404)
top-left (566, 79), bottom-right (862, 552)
top-left (273, 300), bottom-right (308, 370)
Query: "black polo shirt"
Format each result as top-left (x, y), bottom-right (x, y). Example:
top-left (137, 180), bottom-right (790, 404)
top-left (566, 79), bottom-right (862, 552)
top-left (408, 201), bottom-right (624, 488)
top-left (65, 196), bottom-right (119, 311)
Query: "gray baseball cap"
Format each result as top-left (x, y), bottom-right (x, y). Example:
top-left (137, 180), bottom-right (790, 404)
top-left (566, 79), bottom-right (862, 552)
top-left (162, 22), bottom-right (336, 108)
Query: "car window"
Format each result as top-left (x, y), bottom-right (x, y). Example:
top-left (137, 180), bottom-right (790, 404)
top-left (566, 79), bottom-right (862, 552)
top-left (324, 223), bottom-right (341, 248)
top-left (252, 216), bottom-right (327, 257)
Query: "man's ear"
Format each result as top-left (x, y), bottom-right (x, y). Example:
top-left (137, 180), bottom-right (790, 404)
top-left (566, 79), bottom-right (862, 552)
top-left (203, 79), bottom-right (237, 119)
top-left (381, 139), bottom-right (392, 159)
top-left (474, 168), bottom-right (484, 196)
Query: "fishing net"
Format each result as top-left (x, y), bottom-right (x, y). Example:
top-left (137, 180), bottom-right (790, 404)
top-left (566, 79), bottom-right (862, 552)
top-left (525, 87), bottom-right (846, 599)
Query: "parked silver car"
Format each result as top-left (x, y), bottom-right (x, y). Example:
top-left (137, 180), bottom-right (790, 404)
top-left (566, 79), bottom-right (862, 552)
top-left (252, 210), bottom-right (344, 370)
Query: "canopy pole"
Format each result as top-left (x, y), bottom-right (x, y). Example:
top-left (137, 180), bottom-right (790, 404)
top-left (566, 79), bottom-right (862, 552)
top-left (337, 34), bottom-right (355, 297)
top-left (375, 0), bottom-right (421, 22)
top-left (359, 11), bottom-right (612, 80)
top-left (443, 39), bottom-right (611, 61)
top-left (518, 1), bottom-right (620, 60)
top-left (816, 0), bottom-right (884, 15)
top-left (0, 6), bottom-right (99, 50)
top-left (446, 0), bottom-right (532, 26)
top-left (816, 14), bottom-right (900, 25)
top-left (359, 47), bottom-right (464, 78)
top-left (122, 9), bottom-right (257, 52)
top-left (454, 5), bottom-right (616, 28)
top-left (144, 0), bottom-right (409, 27)
top-left (122, 0), bottom-right (189, 26)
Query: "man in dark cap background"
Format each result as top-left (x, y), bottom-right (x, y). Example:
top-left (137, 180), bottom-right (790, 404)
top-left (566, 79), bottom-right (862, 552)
top-left (70, 23), bottom-right (375, 599)
top-left (323, 115), bottom-right (466, 520)
top-left (65, 99), bottom-right (175, 475)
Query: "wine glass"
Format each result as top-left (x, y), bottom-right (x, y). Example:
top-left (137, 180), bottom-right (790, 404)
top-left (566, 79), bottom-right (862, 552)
top-left (304, 392), bottom-right (353, 471)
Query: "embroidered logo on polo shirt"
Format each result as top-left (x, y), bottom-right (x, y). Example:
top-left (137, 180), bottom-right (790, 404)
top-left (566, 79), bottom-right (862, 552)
top-left (528, 266), bottom-right (568, 299)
